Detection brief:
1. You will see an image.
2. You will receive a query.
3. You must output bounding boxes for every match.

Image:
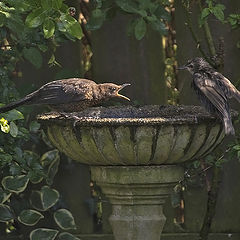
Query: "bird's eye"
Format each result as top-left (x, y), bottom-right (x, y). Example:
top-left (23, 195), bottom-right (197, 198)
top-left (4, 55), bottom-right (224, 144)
top-left (188, 63), bottom-right (194, 68)
top-left (110, 87), bottom-right (116, 91)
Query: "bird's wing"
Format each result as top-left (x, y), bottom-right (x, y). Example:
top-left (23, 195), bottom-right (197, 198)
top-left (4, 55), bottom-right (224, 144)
top-left (28, 78), bottom-right (96, 105)
top-left (214, 72), bottom-right (240, 102)
top-left (193, 73), bottom-right (229, 118)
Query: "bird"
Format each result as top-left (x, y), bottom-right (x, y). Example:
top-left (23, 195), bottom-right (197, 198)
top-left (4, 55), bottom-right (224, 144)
top-left (178, 57), bottom-right (240, 135)
top-left (0, 78), bottom-right (131, 113)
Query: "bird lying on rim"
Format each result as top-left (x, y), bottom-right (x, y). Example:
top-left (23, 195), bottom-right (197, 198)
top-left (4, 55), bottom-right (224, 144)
top-left (0, 78), bottom-right (131, 113)
top-left (178, 57), bottom-right (240, 135)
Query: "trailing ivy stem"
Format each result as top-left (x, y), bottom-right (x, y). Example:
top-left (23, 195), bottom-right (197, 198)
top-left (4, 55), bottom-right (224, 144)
top-left (184, 9), bottom-right (208, 59)
top-left (198, 0), bottom-right (216, 56)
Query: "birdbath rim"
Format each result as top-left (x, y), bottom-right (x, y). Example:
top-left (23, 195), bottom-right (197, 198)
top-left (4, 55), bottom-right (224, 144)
top-left (37, 105), bottom-right (237, 126)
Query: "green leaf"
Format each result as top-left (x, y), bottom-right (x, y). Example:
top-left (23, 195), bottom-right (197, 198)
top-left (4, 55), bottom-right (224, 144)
top-left (9, 162), bottom-right (22, 175)
top-left (0, 153), bottom-right (12, 164)
top-left (30, 190), bottom-right (45, 211)
top-left (193, 160), bottom-right (200, 169)
top-left (29, 121), bottom-right (41, 133)
top-left (46, 157), bottom-right (60, 185)
top-left (146, 15), bottom-right (157, 22)
top-left (54, 209), bottom-right (76, 230)
top-left (215, 4), bottom-right (225, 11)
top-left (201, 8), bottom-right (210, 20)
top-left (43, 19), bottom-right (55, 38)
top-left (38, 44), bottom-right (48, 52)
top-left (233, 145), bottom-right (240, 151)
top-left (0, 188), bottom-right (11, 204)
top-left (30, 228), bottom-right (58, 240)
top-left (151, 20), bottom-right (167, 35)
top-left (30, 186), bottom-right (60, 211)
top-left (24, 151), bottom-right (40, 167)
top-left (40, 149), bottom-right (59, 167)
top-left (48, 54), bottom-right (56, 64)
top-left (138, 10), bottom-right (147, 17)
top-left (154, 6), bottom-right (170, 21)
top-left (52, 0), bottom-right (62, 9)
top-left (0, 13), bottom-right (6, 27)
top-left (134, 18), bottom-right (146, 40)
top-left (2, 175), bottom-right (29, 194)
top-left (237, 41), bottom-right (240, 49)
top-left (25, 8), bottom-right (46, 28)
top-left (23, 47), bottom-right (43, 69)
top-left (28, 171), bottom-right (43, 184)
top-left (126, 18), bottom-right (137, 36)
top-left (10, 121), bottom-right (18, 137)
top-left (68, 22), bottom-right (83, 40)
top-left (86, 9), bottom-right (105, 31)
top-left (59, 14), bottom-right (83, 39)
top-left (212, 6), bottom-right (224, 22)
top-left (41, 0), bottom-right (52, 10)
top-left (1, 109), bottom-right (24, 121)
top-left (139, 0), bottom-right (153, 10)
top-left (115, 0), bottom-right (139, 14)
top-left (60, 14), bottom-right (76, 24)
top-left (0, 204), bottom-right (14, 222)
top-left (42, 186), bottom-right (59, 210)
top-left (58, 232), bottom-right (81, 240)
top-left (18, 209), bottom-right (44, 226)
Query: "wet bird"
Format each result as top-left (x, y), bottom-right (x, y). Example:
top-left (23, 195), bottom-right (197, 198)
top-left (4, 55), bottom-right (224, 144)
top-left (0, 78), bottom-right (131, 113)
top-left (178, 57), bottom-right (240, 135)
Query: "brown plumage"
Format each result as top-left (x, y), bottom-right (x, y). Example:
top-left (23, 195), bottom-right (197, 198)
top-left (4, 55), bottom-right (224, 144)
top-left (178, 57), bottom-right (240, 135)
top-left (0, 78), bottom-right (130, 113)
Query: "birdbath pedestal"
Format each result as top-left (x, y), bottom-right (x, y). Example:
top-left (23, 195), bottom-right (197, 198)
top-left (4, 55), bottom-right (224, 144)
top-left (38, 105), bottom-right (226, 240)
top-left (91, 165), bottom-right (183, 240)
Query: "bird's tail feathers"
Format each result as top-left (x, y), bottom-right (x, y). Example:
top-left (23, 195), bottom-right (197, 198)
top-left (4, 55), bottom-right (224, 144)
top-left (223, 117), bottom-right (235, 136)
top-left (0, 95), bottom-right (33, 113)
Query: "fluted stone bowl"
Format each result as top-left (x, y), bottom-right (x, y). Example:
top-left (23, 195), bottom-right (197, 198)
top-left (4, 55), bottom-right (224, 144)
top-left (38, 105), bottom-right (231, 166)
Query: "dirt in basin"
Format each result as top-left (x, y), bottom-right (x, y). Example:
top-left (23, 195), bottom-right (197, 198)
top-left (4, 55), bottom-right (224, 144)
top-left (38, 105), bottom-right (235, 126)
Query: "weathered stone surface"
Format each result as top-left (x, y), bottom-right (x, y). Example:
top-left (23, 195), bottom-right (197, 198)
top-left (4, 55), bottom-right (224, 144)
top-left (91, 166), bottom-right (184, 240)
top-left (39, 105), bottom-right (230, 166)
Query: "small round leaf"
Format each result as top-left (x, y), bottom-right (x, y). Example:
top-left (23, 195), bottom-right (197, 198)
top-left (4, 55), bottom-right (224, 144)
top-left (68, 22), bottom-right (83, 40)
top-left (29, 171), bottom-right (43, 184)
top-left (58, 232), bottom-right (81, 240)
top-left (0, 188), bottom-right (11, 204)
top-left (10, 121), bottom-right (18, 137)
top-left (52, 0), bottom-right (62, 9)
top-left (26, 8), bottom-right (45, 28)
top-left (54, 209), bottom-right (76, 230)
top-left (30, 191), bottom-right (45, 211)
top-left (134, 17), bottom-right (146, 40)
top-left (46, 158), bottom-right (60, 185)
top-left (18, 209), bottom-right (44, 226)
top-left (2, 175), bottom-right (29, 194)
top-left (42, 186), bottom-right (59, 210)
top-left (1, 109), bottom-right (24, 121)
top-left (0, 204), bottom-right (14, 222)
top-left (30, 228), bottom-right (58, 240)
top-left (40, 149), bottom-right (59, 167)
top-left (23, 47), bottom-right (43, 69)
top-left (43, 19), bottom-right (55, 38)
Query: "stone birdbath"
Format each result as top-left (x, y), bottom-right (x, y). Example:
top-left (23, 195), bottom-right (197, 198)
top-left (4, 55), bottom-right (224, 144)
top-left (38, 105), bottom-right (227, 240)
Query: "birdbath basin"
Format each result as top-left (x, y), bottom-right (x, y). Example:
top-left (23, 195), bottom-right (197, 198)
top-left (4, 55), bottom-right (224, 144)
top-left (38, 105), bottom-right (227, 240)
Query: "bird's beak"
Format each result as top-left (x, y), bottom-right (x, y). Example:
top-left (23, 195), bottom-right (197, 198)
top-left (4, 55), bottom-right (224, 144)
top-left (117, 83), bottom-right (131, 101)
top-left (177, 65), bottom-right (187, 70)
